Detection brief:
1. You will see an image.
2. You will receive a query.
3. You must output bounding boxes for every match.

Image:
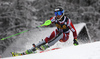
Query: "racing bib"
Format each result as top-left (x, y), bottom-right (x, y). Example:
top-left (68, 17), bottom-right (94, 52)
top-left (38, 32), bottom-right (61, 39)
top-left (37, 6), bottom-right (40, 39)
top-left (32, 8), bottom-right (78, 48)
top-left (55, 24), bottom-right (67, 29)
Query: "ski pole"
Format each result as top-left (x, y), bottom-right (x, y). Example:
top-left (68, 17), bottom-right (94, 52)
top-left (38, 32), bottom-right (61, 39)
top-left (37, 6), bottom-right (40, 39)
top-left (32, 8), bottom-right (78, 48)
top-left (0, 26), bottom-right (41, 41)
top-left (1, 30), bottom-right (28, 40)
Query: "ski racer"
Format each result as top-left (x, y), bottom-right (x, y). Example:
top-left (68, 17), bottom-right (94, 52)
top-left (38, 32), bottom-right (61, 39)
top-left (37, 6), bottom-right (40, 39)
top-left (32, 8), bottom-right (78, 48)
top-left (17, 8), bottom-right (79, 55)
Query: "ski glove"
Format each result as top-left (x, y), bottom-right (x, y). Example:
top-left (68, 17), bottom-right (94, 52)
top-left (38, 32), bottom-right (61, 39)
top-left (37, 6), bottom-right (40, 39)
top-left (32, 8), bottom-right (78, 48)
top-left (40, 44), bottom-right (49, 51)
top-left (73, 39), bottom-right (79, 46)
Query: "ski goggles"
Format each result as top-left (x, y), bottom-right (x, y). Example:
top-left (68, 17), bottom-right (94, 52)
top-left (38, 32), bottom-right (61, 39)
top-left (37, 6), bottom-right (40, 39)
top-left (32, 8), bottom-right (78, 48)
top-left (54, 11), bottom-right (62, 16)
top-left (54, 10), bottom-right (64, 16)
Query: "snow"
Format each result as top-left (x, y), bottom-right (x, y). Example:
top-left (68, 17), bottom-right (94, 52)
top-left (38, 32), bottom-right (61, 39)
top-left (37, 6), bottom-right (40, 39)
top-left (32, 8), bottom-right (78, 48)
top-left (2, 41), bottom-right (100, 59)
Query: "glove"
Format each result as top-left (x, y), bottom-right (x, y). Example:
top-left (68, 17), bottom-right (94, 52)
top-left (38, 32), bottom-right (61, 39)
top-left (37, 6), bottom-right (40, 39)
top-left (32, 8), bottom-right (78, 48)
top-left (40, 44), bottom-right (49, 51)
top-left (73, 39), bottom-right (79, 46)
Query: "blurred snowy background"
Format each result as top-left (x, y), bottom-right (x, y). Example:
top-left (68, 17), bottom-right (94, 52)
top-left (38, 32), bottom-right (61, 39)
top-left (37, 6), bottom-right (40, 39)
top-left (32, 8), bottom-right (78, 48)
top-left (0, 0), bottom-right (100, 56)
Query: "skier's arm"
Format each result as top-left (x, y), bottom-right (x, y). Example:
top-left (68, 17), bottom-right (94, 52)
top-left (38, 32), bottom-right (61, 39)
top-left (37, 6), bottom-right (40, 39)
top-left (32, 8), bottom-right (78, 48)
top-left (67, 19), bottom-right (79, 45)
top-left (67, 19), bottom-right (77, 39)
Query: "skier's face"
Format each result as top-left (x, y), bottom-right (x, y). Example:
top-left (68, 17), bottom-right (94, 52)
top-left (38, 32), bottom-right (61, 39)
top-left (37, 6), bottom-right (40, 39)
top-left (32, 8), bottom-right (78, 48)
top-left (54, 11), bottom-right (63, 20)
top-left (56, 15), bottom-right (62, 19)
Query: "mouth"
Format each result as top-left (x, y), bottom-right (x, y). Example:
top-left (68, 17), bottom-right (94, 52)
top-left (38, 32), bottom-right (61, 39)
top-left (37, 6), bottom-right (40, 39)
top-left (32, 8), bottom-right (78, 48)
top-left (56, 15), bottom-right (61, 19)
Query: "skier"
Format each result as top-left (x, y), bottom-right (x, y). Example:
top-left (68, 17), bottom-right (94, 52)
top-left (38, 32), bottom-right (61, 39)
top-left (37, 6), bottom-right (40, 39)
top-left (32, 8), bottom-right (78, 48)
top-left (25, 8), bottom-right (79, 54)
top-left (11, 8), bottom-right (79, 56)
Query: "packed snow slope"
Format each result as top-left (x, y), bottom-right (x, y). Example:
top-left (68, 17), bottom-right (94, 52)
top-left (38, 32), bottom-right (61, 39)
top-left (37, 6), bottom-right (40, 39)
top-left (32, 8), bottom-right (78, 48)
top-left (1, 23), bottom-right (89, 58)
top-left (2, 41), bottom-right (100, 59)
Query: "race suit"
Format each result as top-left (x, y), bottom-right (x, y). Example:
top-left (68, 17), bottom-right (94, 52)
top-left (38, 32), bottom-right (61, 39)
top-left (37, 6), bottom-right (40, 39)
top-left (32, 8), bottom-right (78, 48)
top-left (44, 15), bottom-right (77, 43)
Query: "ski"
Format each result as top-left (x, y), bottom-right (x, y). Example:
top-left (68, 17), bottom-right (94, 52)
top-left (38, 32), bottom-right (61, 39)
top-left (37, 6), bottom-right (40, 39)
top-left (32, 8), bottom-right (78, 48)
top-left (11, 50), bottom-right (38, 57)
top-left (11, 52), bottom-right (23, 56)
top-left (11, 44), bottom-right (38, 57)
top-left (11, 47), bottom-right (60, 57)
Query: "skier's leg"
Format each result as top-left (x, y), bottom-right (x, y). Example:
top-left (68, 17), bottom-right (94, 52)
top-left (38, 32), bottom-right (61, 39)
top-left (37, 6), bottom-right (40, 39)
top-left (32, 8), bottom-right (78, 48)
top-left (39, 33), bottom-right (69, 50)
top-left (24, 40), bottom-right (46, 54)
top-left (39, 29), bottom-right (60, 50)
top-left (44, 29), bottom-right (59, 43)
top-left (35, 40), bottom-right (46, 48)
top-left (59, 33), bottom-right (69, 42)
top-left (40, 32), bottom-right (63, 50)
top-left (47, 32), bottom-right (63, 46)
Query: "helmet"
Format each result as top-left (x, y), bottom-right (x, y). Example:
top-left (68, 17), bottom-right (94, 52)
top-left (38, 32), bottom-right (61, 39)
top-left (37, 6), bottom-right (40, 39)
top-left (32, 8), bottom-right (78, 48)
top-left (54, 8), bottom-right (64, 16)
top-left (54, 8), bottom-right (64, 12)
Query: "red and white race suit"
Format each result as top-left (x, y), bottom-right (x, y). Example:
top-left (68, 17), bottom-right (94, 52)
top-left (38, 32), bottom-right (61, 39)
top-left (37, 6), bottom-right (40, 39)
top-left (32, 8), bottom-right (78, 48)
top-left (44, 16), bottom-right (77, 43)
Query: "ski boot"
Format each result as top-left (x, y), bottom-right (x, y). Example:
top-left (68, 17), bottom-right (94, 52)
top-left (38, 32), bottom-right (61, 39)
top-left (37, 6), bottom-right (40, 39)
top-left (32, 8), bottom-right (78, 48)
top-left (32, 40), bottom-right (47, 50)
top-left (40, 44), bottom-right (49, 51)
top-left (25, 44), bottom-right (38, 54)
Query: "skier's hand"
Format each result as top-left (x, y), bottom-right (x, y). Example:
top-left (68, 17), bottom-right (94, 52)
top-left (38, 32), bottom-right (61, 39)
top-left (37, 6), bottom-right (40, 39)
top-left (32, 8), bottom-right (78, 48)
top-left (73, 39), bottom-right (79, 46)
